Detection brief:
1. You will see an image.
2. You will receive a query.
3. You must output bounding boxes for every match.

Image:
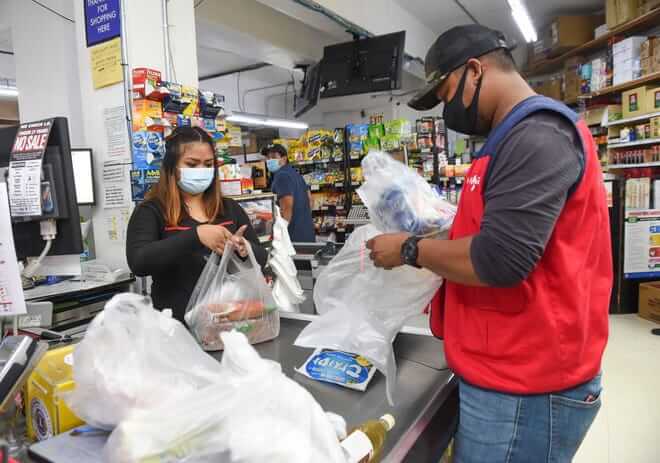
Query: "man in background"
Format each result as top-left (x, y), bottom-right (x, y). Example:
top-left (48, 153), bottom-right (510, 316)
top-left (263, 143), bottom-right (315, 242)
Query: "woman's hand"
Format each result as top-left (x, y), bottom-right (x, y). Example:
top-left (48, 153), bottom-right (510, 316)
top-left (197, 224), bottom-right (233, 254)
top-left (232, 225), bottom-right (250, 258)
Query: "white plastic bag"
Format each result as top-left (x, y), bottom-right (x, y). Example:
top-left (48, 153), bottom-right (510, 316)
top-left (104, 331), bottom-right (346, 463)
top-left (66, 293), bottom-right (223, 430)
top-left (357, 151), bottom-right (456, 236)
top-left (295, 224), bottom-right (443, 404)
top-left (270, 207), bottom-right (306, 312)
top-left (185, 242), bottom-right (280, 351)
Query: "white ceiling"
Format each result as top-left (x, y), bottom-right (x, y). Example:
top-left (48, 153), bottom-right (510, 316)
top-left (396, 0), bottom-right (605, 49)
top-left (197, 46), bottom-right (262, 79)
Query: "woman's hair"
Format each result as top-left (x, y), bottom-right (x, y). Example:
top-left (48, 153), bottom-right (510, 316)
top-left (145, 126), bottom-right (223, 226)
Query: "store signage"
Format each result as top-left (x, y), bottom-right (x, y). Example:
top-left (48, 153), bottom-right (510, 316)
top-left (85, 0), bottom-right (121, 47)
top-left (624, 209), bottom-right (660, 279)
top-left (7, 119), bottom-right (54, 218)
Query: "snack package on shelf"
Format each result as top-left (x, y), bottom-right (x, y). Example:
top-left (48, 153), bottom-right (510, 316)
top-left (384, 119), bottom-right (413, 141)
top-left (185, 243), bottom-right (279, 351)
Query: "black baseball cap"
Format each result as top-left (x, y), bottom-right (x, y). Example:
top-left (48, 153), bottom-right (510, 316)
top-left (408, 24), bottom-right (514, 111)
top-left (261, 143), bottom-right (287, 157)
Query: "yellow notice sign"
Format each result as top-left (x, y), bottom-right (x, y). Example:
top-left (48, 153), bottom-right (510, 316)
top-left (90, 37), bottom-right (123, 89)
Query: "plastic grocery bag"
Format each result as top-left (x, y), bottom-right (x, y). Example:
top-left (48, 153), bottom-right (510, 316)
top-left (295, 224), bottom-right (443, 404)
top-left (66, 293), bottom-right (223, 430)
top-left (104, 331), bottom-right (346, 463)
top-left (270, 207), bottom-right (305, 312)
top-left (357, 151), bottom-right (456, 236)
top-left (185, 242), bottom-right (280, 351)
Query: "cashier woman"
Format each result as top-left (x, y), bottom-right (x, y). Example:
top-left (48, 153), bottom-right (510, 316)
top-left (126, 127), bottom-right (267, 322)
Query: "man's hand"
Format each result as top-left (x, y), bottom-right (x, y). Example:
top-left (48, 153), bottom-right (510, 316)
top-left (366, 233), bottom-right (410, 269)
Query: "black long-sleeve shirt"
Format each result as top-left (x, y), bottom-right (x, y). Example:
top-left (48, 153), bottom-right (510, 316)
top-left (470, 110), bottom-right (584, 287)
top-left (126, 198), bottom-right (268, 322)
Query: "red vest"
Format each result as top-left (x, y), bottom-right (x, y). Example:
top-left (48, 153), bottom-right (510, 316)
top-left (431, 96), bottom-right (612, 394)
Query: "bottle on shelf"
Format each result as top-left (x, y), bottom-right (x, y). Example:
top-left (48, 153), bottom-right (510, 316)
top-left (341, 414), bottom-right (396, 463)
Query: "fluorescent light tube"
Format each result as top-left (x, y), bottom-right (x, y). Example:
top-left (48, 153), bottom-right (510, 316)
top-left (263, 119), bottom-right (309, 130)
top-left (0, 87), bottom-right (18, 97)
top-left (507, 0), bottom-right (537, 43)
top-left (226, 113), bottom-right (308, 130)
top-left (226, 114), bottom-right (265, 125)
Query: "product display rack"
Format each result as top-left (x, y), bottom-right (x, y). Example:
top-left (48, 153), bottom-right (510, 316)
top-left (289, 129), bottom-right (349, 241)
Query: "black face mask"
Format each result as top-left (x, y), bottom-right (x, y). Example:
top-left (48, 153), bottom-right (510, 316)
top-left (442, 67), bottom-right (487, 136)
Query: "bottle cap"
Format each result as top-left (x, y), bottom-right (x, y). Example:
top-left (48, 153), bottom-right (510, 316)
top-left (380, 414), bottom-right (395, 431)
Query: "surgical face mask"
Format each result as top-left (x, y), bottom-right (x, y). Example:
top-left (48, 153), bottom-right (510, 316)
top-left (266, 158), bottom-right (282, 173)
top-left (442, 66), bottom-right (487, 136)
top-left (177, 167), bottom-right (214, 195)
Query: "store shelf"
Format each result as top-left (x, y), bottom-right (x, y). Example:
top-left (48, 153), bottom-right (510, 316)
top-left (291, 159), bottom-right (342, 166)
top-left (605, 112), bottom-right (660, 127)
top-left (525, 8), bottom-right (660, 76)
top-left (606, 161), bottom-right (660, 169)
top-left (607, 138), bottom-right (660, 148)
top-left (593, 72), bottom-right (660, 97)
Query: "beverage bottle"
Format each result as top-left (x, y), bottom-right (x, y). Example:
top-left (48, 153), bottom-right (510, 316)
top-left (341, 414), bottom-right (395, 463)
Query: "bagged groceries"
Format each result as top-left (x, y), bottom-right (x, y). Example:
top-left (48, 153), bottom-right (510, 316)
top-left (66, 293), bottom-right (223, 430)
top-left (357, 151), bottom-right (455, 236)
top-left (295, 224), bottom-right (443, 404)
top-left (297, 152), bottom-right (455, 404)
top-left (105, 331), bottom-right (346, 463)
top-left (185, 242), bottom-right (279, 351)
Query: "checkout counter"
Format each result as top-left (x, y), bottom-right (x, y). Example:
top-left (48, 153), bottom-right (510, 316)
top-left (7, 256), bottom-right (458, 462)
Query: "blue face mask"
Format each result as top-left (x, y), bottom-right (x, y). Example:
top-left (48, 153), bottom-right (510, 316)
top-left (266, 159), bottom-right (282, 173)
top-left (177, 168), bottom-right (214, 195)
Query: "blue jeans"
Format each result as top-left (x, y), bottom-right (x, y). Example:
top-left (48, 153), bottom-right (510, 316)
top-left (454, 374), bottom-right (602, 463)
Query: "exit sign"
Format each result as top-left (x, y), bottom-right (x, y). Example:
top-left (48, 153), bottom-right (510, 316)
top-left (85, 0), bottom-right (121, 47)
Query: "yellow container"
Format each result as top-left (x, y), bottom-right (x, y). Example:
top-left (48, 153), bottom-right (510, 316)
top-left (25, 344), bottom-right (84, 441)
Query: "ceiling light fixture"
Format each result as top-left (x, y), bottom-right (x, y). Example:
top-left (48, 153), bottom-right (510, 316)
top-left (0, 87), bottom-right (18, 97)
top-left (226, 112), bottom-right (309, 130)
top-left (507, 0), bottom-right (537, 43)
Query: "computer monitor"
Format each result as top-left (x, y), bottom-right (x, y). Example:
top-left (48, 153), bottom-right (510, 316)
top-left (0, 117), bottom-right (83, 260)
top-left (71, 148), bottom-right (95, 205)
top-left (320, 31), bottom-right (406, 99)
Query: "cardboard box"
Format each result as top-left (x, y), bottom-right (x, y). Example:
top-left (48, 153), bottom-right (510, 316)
top-left (640, 37), bottom-right (656, 59)
top-left (607, 0), bottom-right (640, 28)
top-left (595, 24), bottom-right (609, 39)
top-left (646, 86), bottom-right (660, 112)
top-left (564, 71), bottom-right (581, 101)
top-left (539, 16), bottom-right (603, 56)
top-left (639, 0), bottom-right (660, 14)
top-left (622, 86), bottom-right (650, 118)
top-left (638, 282), bottom-right (660, 323)
top-left (132, 98), bottom-right (163, 131)
top-left (583, 106), bottom-right (608, 126)
top-left (132, 67), bottom-right (161, 100)
top-left (537, 78), bottom-right (563, 100)
top-left (607, 104), bottom-right (623, 121)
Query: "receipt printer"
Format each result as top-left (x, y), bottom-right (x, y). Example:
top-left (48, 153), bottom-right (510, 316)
top-left (0, 336), bottom-right (38, 407)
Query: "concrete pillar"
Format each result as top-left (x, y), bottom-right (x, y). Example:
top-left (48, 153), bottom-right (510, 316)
top-left (69, 0), bottom-right (199, 270)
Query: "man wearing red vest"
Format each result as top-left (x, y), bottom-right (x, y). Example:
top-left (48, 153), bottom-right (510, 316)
top-left (367, 25), bottom-right (612, 462)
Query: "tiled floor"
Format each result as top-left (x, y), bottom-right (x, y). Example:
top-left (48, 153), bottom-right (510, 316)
top-left (574, 314), bottom-right (660, 463)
